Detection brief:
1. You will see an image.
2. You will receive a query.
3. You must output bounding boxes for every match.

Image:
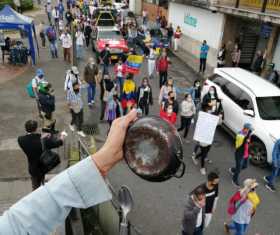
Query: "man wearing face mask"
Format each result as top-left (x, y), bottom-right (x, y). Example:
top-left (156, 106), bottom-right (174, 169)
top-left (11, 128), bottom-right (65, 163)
top-left (100, 43), bottom-right (111, 75)
top-left (84, 58), bottom-right (99, 106)
top-left (67, 82), bottom-right (86, 137)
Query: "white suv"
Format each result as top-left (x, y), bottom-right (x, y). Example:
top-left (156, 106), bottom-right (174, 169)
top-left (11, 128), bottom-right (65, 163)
top-left (202, 68), bottom-right (280, 166)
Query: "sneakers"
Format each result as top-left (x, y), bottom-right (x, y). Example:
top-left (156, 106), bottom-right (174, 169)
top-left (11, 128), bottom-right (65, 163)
top-left (232, 180), bottom-right (240, 188)
top-left (224, 223), bottom-right (230, 234)
top-left (263, 176), bottom-right (269, 184)
top-left (200, 168), bottom-right (206, 175)
top-left (205, 158), bottom-right (212, 164)
top-left (265, 183), bottom-right (276, 192)
top-left (69, 125), bottom-right (75, 132)
top-left (192, 154), bottom-right (198, 165)
top-left (229, 168), bottom-right (234, 176)
top-left (77, 131), bottom-right (86, 137)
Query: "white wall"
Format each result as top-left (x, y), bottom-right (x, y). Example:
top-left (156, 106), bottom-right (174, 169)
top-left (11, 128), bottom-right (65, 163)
top-left (168, 3), bottom-right (225, 50)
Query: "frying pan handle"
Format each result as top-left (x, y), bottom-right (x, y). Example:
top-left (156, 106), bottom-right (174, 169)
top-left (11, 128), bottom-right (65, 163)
top-left (173, 159), bottom-right (186, 178)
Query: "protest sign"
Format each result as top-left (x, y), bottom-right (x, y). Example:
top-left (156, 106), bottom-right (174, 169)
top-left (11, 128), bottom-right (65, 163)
top-left (193, 111), bottom-right (219, 145)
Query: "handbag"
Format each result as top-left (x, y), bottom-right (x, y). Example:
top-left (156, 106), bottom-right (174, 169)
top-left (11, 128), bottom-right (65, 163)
top-left (40, 137), bottom-right (61, 174)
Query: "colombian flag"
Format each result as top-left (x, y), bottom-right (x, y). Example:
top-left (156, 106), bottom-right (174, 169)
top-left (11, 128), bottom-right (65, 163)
top-left (125, 55), bottom-right (144, 74)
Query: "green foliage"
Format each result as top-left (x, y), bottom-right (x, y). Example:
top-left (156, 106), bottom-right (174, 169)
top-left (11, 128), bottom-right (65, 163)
top-left (0, 0), bottom-right (15, 10)
top-left (21, 0), bottom-right (33, 11)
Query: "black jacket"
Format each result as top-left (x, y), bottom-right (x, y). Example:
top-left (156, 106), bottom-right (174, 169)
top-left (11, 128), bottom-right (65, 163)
top-left (201, 93), bottom-right (224, 117)
top-left (38, 91), bottom-right (55, 115)
top-left (18, 133), bottom-right (63, 176)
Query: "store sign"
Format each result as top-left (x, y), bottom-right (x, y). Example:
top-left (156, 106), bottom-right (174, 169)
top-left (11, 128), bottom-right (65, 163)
top-left (184, 13), bottom-right (197, 28)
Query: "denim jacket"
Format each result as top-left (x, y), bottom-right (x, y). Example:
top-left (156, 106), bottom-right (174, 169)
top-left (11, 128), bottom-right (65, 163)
top-left (0, 157), bottom-right (112, 235)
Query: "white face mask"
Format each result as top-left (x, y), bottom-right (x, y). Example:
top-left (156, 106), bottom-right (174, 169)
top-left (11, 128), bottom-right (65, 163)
top-left (187, 97), bottom-right (192, 102)
top-left (209, 90), bottom-right (215, 95)
top-left (195, 83), bottom-right (200, 88)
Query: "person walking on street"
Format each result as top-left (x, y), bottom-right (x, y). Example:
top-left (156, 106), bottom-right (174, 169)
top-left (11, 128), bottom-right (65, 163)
top-left (177, 93), bottom-right (196, 142)
top-left (217, 44), bottom-right (226, 68)
top-left (57, 0), bottom-right (65, 19)
top-left (45, 2), bottom-right (52, 24)
top-left (187, 80), bottom-right (201, 110)
top-left (137, 77), bottom-right (153, 116)
top-left (121, 73), bottom-right (137, 115)
top-left (167, 23), bottom-right (174, 48)
top-left (193, 172), bottom-right (219, 228)
top-left (64, 66), bottom-right (81, 93)
top-left (84, 57), bottom-right (99, 106)
top-left (156, 51), bottom-right (170, 88)
top-left (52, 6), bottom-right (60, 31)
top-left (181, 186), bottom-right (206, 235)
top-left (75, 28), bottom-right (85, 60)
top-left (224, 179), bottom-right (259, 235)
top-left (174, 26), bottom-right (182, 51)
top-left (199, 40), bottom-right (209, 74)
top-left (60, 29), bottom-right (72, 63)
top-left (46, 24), bottom-right (58, 58)
top-left (100, 43), bottom-right (111, 75)
top-left (264, 138), bottom-right (280, 192)
top-left (114, 59), bottom-right (126, 95)
top-left (38, 21), bottom-right (46, 48)
top-left (65, 9), bottom-right (74, 28)
top-left (100, 75), bottom-right (116, 121)
top-left (231, 43), bottom-right (241, 67)
top-left (67, 82), bottom-right (86, 137)
top-left (159, 77), bottom-right (176, 106)
top-left (84, 21), bottom-right (92, 47)
top-left (229, 123), bottom-right (253, 187)
top-left (160, 104), bottom-right (177, 125)
top-left (18, 120), bottom-right (64, 190)
top-left (147, 45), bottom-right (157, 79)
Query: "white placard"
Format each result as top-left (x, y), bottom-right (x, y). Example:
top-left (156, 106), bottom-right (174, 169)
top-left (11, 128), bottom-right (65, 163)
top-left (193, 111), bottom-right (219, 145)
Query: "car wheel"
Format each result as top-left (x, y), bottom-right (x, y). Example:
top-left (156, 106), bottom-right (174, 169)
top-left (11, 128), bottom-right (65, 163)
top-left (249, 140), bottom-right (267, 167)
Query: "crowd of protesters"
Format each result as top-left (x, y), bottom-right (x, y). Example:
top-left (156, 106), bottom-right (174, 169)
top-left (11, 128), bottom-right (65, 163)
top-left (9, 1), bottom-right (279, 235)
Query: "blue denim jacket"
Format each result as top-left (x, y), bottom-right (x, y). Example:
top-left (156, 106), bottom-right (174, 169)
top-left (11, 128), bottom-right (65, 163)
top-left (0, 157), bottom-right (112, 235)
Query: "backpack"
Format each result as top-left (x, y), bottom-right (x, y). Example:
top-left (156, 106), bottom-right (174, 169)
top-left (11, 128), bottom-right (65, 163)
top-left (227, 191), bottom-right (246, 216)
top-left (26, 80), bottom-right (36, 98)
top-left (47, 29), bottom-right (56, 41)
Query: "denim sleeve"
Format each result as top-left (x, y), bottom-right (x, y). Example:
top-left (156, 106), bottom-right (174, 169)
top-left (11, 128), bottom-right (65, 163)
top-left (0, 157), bottom-right (112, 235)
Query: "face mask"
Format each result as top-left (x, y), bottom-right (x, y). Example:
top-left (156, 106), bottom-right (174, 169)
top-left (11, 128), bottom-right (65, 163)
top-left (170, 97), bottom-right (175, 101)
top-left (187, 97), bottom-right (192, 102)
top-left (195, 83), bottom-right (200, 88)
top-left (209, 90), bottom-right (215, 95)
top-left (167, 108), bottom-right (173, 114)
top-left (143, 83), bottom-right (148, 86)
top-left (74, 89), bottom-right (79, 93)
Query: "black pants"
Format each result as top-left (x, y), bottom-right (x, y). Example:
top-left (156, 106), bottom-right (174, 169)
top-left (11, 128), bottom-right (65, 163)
top-left (159, 71), bottom-right (167, 88)
top-left (85, 36), bottom-right (90, 47)
top-left (178, 116), bottom-right (192, 138)
top-left (31, 174), bottom-right (45, 191)
top-left (40, 35), bottom-right (46, 47)
top-left (139, 103), bottom-right (149, 116)
top-left (199, 58), bottom-right (207, 73)
top-left (100, 101), bottom-right (107, 120)
top-left (232, 154), bottom-right (248, 184)
top-left (70, 109), bottom-right (83, 131)
top-left (196, 145), bottom-right (211, 168)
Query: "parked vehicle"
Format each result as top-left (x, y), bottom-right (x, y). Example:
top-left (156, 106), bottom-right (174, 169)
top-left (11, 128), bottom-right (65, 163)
top-left (92, 26), bottom-right (129, 63)
top-left (202, 68), bottom-right (280, 167)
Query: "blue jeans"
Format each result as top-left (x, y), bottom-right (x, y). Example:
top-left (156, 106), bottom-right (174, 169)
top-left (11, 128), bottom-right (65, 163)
top-left (50, 42), bottom-right (58, 58)
top-left (102, 64), bottom-right (109, 75)
top-left (76, 45), bottom-right (83, 59)
top-left (193, 225), bottom-right (203, 235)
top-left (87, 83), bottom-right (96, 103)
top-left (228, 222), bottom-right (248, 235)
top-left (117, 76), bottom-right (123, 94)
top-left (267, 166), bottom-right (280, 186)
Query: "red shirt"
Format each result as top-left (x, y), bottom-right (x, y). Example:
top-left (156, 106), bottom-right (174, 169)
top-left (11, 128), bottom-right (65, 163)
top-left (156, 57), bottom-right (169, 72)
top-left (160, 109), bottom-right (177, 124)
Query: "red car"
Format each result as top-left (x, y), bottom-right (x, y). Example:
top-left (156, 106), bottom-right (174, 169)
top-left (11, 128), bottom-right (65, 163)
top-left (93, 26), bottom-right (129, 62)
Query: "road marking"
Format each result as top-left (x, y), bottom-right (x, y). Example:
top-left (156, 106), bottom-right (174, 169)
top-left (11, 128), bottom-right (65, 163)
top-left (0, 138), bottom-right (20, 151)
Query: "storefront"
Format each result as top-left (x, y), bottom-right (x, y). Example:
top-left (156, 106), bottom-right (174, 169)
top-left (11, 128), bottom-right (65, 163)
top-left (142, 0), bottom-right (168, 22)
top-left (168, 2), bottom-right (225, 67)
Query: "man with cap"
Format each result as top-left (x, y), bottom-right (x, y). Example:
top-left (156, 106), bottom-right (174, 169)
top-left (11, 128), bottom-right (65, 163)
top-left (64, 66), bottom-right (81, 93)
top-left (229, 123), bottom-right (253, 187)
top-left (32, 69), bottom-right (47, 118)
top-left (264, 138), bottom-right (280, 192)
top-left (224, 178), bottom-right (259, 235)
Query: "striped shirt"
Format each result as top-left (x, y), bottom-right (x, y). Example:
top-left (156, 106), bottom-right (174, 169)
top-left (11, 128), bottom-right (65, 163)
top-left (67, 90), bottom-right (83, 113)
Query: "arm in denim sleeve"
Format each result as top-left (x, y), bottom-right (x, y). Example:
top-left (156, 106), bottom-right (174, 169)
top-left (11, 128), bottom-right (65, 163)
top-left (0, 157), bottom-right (112, 235)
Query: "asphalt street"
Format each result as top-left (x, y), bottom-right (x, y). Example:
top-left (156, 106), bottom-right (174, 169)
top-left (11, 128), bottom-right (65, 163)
top-left (0, 8), bottom-right (279, 235)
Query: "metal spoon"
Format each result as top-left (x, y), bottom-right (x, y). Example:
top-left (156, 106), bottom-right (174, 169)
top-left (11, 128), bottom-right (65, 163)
top-left (118, 185), bottom-right (134, 235)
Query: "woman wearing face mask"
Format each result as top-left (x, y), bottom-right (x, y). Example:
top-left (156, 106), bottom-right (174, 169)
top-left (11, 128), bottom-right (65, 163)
top-left (160, 104), bottom-right (177, 125)
top-left (159, 77), bottom-right (176, 106)
top-left (187, 79), bottom-right (201, 110)
top-left (137, 77), bottom-right (153, 116)
top-left (177, 93), bottom-right (196, 143)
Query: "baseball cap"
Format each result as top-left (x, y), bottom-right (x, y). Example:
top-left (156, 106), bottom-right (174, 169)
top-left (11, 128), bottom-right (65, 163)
top-left (36, 68), bottom-right (44, 78)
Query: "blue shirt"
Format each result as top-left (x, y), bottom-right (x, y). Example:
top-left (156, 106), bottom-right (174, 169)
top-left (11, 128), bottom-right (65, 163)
top-left (0, 157), bottom-right (112, 234)
top-left (200, 44), bottom-right (209, 59)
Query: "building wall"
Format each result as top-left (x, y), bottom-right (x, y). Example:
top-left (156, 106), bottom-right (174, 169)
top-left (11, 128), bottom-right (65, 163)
top-left (168, 3), bottom-right (225, 67)
top-left (142, 2), bottom-right (168, 22)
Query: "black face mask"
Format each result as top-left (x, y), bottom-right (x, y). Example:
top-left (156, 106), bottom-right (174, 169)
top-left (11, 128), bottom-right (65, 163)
top-left (170, 97), bottom-right (175, 101)
top-left (74, 89), bottom-right (79, 93)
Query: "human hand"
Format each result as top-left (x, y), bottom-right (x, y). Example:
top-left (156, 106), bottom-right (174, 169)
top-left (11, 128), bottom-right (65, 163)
top-left (91, 109), bottom-right (137, 176)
